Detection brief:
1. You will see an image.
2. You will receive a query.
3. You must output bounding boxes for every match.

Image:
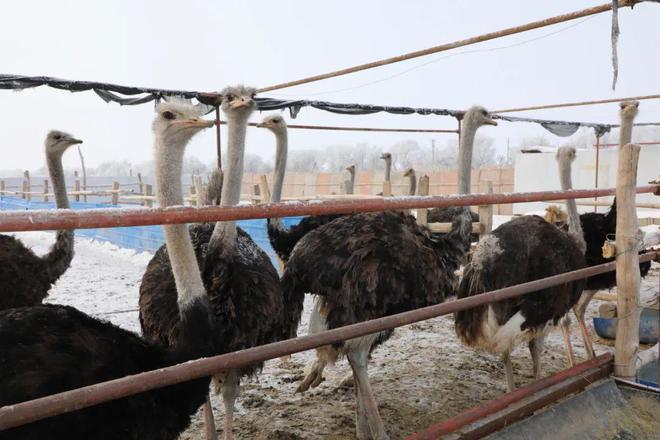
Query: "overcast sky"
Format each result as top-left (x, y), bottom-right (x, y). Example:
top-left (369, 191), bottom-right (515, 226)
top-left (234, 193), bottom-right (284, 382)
top-left (1, 1), bottom-right (659, 172)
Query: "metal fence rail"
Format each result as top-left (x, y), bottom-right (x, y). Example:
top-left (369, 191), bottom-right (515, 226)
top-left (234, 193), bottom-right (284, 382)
top-left (0, 251), bottom-right (656, 430)
top-left (0, 185), bottom-right (658, 233)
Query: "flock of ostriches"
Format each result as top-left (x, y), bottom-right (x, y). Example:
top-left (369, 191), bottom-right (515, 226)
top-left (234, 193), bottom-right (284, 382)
top-left (0, 91), bottom-right (653, 440)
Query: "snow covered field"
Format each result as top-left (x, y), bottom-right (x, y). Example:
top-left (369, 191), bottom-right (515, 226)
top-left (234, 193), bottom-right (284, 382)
top-left (11, 228), bottom-right (659, 439)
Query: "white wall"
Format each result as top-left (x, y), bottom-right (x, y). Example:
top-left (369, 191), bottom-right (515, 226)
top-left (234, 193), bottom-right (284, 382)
top-left (513, 145), bottom-right (660, 215)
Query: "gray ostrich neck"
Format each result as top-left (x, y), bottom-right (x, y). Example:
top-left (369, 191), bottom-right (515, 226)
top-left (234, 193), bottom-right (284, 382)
top-left (619, 117), bottom-right (634, 146)
top-left (155, 136), bottom-right (206, 306)
top-left (408, 173), bottom-right (417, 196)
top-left (270, 129), bottom-right (288, 230)
top-left (384, 160), bottom-right (391, 182)
top-left (213, 112), bottom-right (249, 245)
top-left (46, 153), bottom-right (69, 209)
top-left (559, 159), bottom-right (586, 253)
top-left (458, 120), bottom-right (477, 195)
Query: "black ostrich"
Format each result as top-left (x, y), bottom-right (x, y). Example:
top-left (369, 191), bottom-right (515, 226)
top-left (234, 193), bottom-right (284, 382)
top-left (455, 146), bottom-right (587, 391)
top-left (140, 87), bottom-right (295, 440)
top-left (0, 101), bottom-right (216, 440)
top-left (0, 131), bottom-right (80, 310)
top-left (568, 100), bottom-right (651, 359)
top-left (260, 114), bottom-right (343, 265)
top-left (283, 106), bottom-right (496, 439)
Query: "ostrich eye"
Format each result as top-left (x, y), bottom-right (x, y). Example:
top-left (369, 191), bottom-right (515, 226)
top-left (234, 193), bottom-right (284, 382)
top-left (226, 95), bottom-right (234, 102)
top-left (53, 134), bottom-right (62, 140)
top-left (162, 111), bottom-right (176, 120)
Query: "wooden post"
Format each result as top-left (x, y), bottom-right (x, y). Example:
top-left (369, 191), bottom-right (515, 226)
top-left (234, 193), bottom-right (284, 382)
top-left (477, 180), bottom-right (494, 236)
top-left (417, 175), bottom-right (430, 225)
top-left (77, 146), bottom-right (88, 203)
top-left (252, 184), bottom-right (261, 205)
top-left (137, 173), bottom-right (144, 206)
top-left (259, 175), bottom-right (272, 203)
top-left (74, 178), bottom-right (81, 202)
top-left (145, 184), bottom-right (153, 208)
top-left (193, 175), bottom-right (204, 207)
top-left (0, 180), bottom-right (4, 198)
top-left (43, 179), bottom-right (49, 202)
top-left (111, 181), bottom-right (120, 205)
top-left (614, 143), bottom-right (642, 380)
top-left (22, 170), bottom-right (30, 200)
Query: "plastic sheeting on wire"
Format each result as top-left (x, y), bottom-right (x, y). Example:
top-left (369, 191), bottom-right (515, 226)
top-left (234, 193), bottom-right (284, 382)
top-left (2, 73), bottom-right (660, 138)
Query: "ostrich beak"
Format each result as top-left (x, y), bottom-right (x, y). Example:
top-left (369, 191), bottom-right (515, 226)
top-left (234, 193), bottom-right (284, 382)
top-left (68, 138), bottom-right (83, 145)
top-left (177, 119), bottom-right (214, 129)
top-left (485, 117), bottom-right (498, 126)
top-left (229, 98), bottom-right (253, 110)
top-left (256, 122), bottom-right (267, 128)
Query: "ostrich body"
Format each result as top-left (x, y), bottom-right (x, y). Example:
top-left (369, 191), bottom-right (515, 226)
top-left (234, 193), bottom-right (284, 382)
top-left (261, 115), bottom-right (342, 264)
top-left (0, 131), bottom-right (80, 310)
top-left (285, 107), bottom-right (495, 439)
top-left (455, 146), bottom-right (587, 391)
top-left (140, 87), bottom-right (293, 440)
top-left (568, 100), bottom-right (650, 358)
top-left (0, 102), bottom-right (216, 439)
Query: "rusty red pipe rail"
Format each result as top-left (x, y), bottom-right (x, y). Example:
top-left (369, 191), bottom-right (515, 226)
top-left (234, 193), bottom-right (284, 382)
top-left (0, 186), bottom-right (658, 233)
top-left (406, 353), bottom-right (614, 439)
top-left (0, 252), bottom-right (655, 431)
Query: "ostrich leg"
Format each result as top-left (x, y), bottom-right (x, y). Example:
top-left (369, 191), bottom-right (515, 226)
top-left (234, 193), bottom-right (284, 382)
top-left (355, 381), bottom-right (371, 439)
top-left (528, 335), bottom-right (545, 380)
top-left (347, 346), bottom-right (389, 440)
top-left (221, 371), bottom-right (239, 440)
top-left (573, 290), bottom-right (597, 358)
top-left (560, 317), bottom-right (576, 367)
top-left (203, 394), bottom-right (219, 440)
top-left (502, 351), bottom-right (515, 392)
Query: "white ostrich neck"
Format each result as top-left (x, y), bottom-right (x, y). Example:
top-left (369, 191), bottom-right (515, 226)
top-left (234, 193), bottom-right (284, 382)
top-left (408, 173), bottom-right (417, 195)
top-left (46, 153), bottom-right (69, 209)
top-left (619, 116), bottom-right (634, 146)
top-left (214, 113), bottom-right (249, 244)
top-left (458, 120), bottom-right (477, 195)
top-left (559, 158), bottom-right (586, 253)
top-left (155, 136), bottom-right (206, 306)
top-left (384, 161), bottom-right (391, 181)
top-left (270, 130), bottom-right (287, 231)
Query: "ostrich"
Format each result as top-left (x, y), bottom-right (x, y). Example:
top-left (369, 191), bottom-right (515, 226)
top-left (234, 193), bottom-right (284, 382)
top-left (140, 87), bottom-right (293, 440)
top-left (0, 131), bottom-right (80, 310)
top-left (0, 101), bottom-right (216, 439)
top-left (284, 106), bottom-right (496, 439)
top-left (403, 167), bottom-right (417, 195)
top-left (344, 164), bottom-right (356, 194)
top-left (455, 146), bottom-right (587, 392)
top-left (565, 100), bottom-right (651, 359)
top-left (260, 114), bottom-right (343, 265)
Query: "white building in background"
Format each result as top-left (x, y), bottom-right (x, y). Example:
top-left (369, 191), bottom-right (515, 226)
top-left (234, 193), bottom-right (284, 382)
top-left (513, 145), bottom-right (660, 215)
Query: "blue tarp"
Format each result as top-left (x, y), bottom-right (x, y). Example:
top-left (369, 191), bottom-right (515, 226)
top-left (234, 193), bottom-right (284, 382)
top-left (0, 196), bottom-right (302, 270)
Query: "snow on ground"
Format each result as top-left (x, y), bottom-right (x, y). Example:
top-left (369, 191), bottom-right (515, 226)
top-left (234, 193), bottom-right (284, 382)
top-left (12, 228), bottom-right (660, 440)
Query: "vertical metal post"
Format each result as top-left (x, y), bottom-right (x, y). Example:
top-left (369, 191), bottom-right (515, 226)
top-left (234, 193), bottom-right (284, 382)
top-left (594, 134), bottom-right (600, 212)
top-left (215, 106), bottom-right (222, 170)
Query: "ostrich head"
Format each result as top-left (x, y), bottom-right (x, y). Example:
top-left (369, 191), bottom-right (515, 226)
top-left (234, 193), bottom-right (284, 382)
top-left (403, 168), bottom-right (415, 177)
top-left (221, 85), bottom-right (257, 118)
top-left (257, 114), bottom-right (287, 134)
top-left (346, 164), bottom-right (356, 174)
top-left (153, 99), bottom-right (214, 146)
top-left (619, 100), bottom-right (639, 122)
top-left (380, 153), bottom-right (392, 161)
top-left (45, 130), bottom-right (82, 157)
top-left (462, 106), bottom-right (497, 127)
top-left (555, 145), bottom-right (577, 164)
